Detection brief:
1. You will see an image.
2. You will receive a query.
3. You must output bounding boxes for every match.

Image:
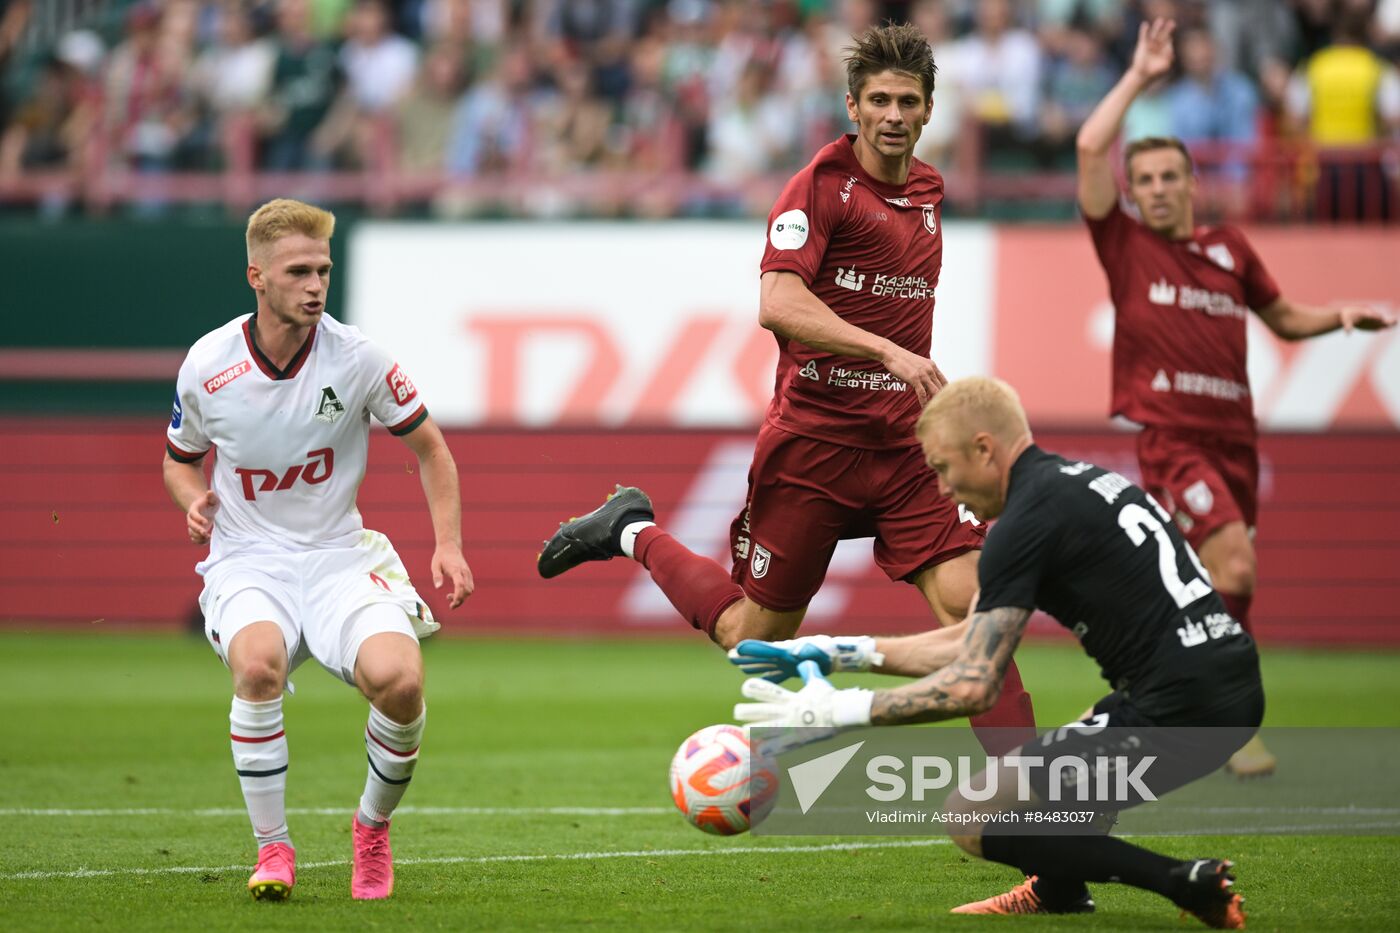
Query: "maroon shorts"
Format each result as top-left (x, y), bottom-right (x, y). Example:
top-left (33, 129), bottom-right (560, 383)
top-left (1136, 425), bottom-right (1258, 552)
top-left (728, 425), bottom-right (986, 612)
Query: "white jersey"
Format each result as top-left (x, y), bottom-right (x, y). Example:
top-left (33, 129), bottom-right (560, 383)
top-left (167, 313), bottom-right (427, 571)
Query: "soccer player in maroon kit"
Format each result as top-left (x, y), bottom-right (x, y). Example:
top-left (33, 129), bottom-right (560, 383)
top-left (539, 23), bottom-right (1036, 755)
top-left (1076, 18), bottom-right (1396, 776)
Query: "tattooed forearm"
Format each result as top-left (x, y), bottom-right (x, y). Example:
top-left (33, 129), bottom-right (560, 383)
top-left (869, 606), bottom-right (1032, 725)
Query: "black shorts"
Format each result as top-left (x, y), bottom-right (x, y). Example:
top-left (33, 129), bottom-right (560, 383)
top-left (1018, 688), bottom-right (1264, 812)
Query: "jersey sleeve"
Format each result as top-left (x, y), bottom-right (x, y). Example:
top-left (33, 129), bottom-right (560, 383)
top-left (975, 494), bottom-right (1061, 613)
top-left (362, 341), bottom-right (429, 436)
top-left (759, 166), bottom-right (842, 284)
top-left (1235, 232), bottom-right (1282, 310)
top-left (165, 353), bottom-right (211, 462)
top-left (1081, 199), bottom-right (1135, 272)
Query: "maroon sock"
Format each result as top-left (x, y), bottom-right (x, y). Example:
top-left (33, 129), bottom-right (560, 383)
top-left (633, 527), bottom-right (744, 637)
top-left (970, 658), bottom-right (1037, 756)
top-left (1220, 591), bottom-right (1253, 635)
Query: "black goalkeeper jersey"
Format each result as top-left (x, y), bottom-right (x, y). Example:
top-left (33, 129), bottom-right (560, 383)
top-left (978, 445), bottom-right (1261, 722)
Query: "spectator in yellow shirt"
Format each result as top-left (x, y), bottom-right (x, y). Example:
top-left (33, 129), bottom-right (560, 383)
top-left (1286, 11), bottom-right (1400, 219)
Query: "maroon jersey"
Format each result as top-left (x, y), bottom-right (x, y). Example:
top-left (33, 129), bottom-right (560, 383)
top-left (1085, 202), bottom-right (1281, 441)
top-left (759, 135), bottom-right (945, 450)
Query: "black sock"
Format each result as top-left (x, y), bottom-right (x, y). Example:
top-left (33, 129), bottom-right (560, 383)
top-left (981, 834), bottom-right (1182, 900)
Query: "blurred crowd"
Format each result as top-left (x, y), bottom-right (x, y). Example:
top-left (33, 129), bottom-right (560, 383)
top-left (0, 0), bottom-right (1397, 216)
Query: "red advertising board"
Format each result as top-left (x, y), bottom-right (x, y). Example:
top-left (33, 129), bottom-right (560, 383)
top-left (2, 419), bottom-right (1396, 645)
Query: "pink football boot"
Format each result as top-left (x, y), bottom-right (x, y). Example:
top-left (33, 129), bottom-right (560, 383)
top-left (351, 817), bottom-right (394, 900)
top-left (247, 842), bottom-right (296, 901)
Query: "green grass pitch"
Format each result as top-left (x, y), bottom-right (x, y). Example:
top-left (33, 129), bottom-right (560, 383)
top-left (1, 631), bottom-right (1397, 931)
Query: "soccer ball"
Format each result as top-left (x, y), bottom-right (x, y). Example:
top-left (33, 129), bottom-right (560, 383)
top-left (669, 723), bottom-right (777, 835)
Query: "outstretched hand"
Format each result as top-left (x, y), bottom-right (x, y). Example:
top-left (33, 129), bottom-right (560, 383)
top-left (1130, 17), bottom-right (1175, 83)
top-left (733, 660), bottom-right (874, 731)
top-left (1340, 305), bottom-right (1397, 332)
top-left (728, 634), bottom-right (883, 682)
top-left (730, 638), bottom-right (836, 683)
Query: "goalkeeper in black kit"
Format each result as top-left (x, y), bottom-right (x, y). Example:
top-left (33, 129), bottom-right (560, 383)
top-left (731, 376), bottom-right (1260, 929)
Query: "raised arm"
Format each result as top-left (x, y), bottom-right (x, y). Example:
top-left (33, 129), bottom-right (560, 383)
top-left (1076, 18), bottom-right (1175, 219)
top-left (731, 607), bottom-right (1032, 733)
top-left (759, 270), bottom-right (946, 403)
top-left (398, 416), bottom-right (474, 609)
top-left (869, 607), bottom-right (1031, 725)
top-left (727, 621), bottom-right (970, 682)
top-left (1256, 297), bottom-right (1397, 341)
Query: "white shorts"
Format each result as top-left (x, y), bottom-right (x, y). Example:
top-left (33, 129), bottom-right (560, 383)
top-left (199, 530), bottom-right (439, 685)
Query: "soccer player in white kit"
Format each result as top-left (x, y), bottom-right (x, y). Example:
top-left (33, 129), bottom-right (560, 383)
top-left (162, 198), bottom-right (473, 901)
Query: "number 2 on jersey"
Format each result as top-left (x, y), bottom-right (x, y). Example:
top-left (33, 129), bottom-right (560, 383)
top-left (1117, 499), bottom-right (1212, 609)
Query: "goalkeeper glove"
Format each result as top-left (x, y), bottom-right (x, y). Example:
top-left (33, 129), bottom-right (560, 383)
top-left (727, 634), bottom-right (884, 682)
top-left (733, 660), bottom-right (874, 730)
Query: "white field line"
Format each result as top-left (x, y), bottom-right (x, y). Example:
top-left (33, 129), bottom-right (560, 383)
top-left (1, 839), bottom-right (949, 882)
top-left (0, 805), bottom-right (672, 818)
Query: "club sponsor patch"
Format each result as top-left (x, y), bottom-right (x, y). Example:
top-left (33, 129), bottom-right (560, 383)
top-left (751, 543), bottom-right (772, 579)
top-left (204, 360), bottom-right (251, 394)
top-left (769, 210), bottom-right (810, 250)
top-left (834, 267), bottom-right (864, 291)
top-left (385, 363), bottom-right (418, 406)
top-left (1206, 243), bottom-right (1235, 271)
top-left (1183, 479), bottom-right (1214, 516)
top-left (314, 385), bottom-right (346, 424)
top-left (170, 393), bottom-right (183, 429)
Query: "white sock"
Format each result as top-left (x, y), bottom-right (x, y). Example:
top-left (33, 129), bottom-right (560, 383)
top-left (359, 704), bottom-right (425, 825)
top-left (230, 696), bottom-right (291, 849)
top-left (619, 521), bottom-right (656, 560)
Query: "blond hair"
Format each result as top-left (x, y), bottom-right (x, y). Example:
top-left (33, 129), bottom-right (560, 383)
top-left (245, 198), bottom-right (336, 262)
top-left (916, 376), bottom-right (1031, 448)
